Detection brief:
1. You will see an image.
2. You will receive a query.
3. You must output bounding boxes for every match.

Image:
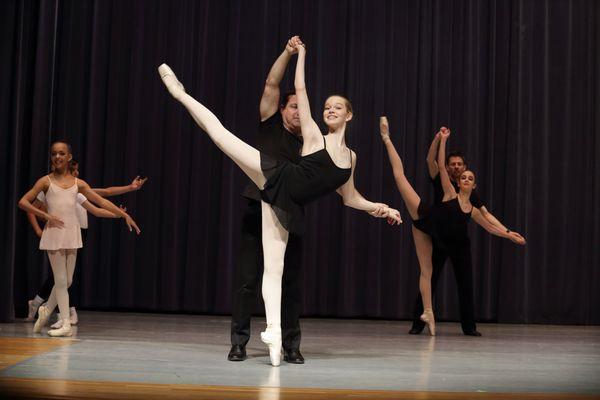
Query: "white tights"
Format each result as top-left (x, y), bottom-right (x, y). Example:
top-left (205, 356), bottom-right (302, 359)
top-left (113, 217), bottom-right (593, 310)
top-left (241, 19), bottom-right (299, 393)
top-left (162, 68), bottom-right (290, 335)
top-left (45, 249), bottom-right (77, 321)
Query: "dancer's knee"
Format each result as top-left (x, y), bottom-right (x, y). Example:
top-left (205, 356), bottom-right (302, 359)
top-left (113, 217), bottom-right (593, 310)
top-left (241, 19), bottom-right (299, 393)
top-left (53, 274), bottom-right (68, 290)
top-left (420, 269), bottom-right (432, 280)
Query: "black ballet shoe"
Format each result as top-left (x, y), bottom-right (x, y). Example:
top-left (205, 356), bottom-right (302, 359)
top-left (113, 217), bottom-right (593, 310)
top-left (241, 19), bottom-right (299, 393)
top-left (463, 330), bottom-right (482, 337)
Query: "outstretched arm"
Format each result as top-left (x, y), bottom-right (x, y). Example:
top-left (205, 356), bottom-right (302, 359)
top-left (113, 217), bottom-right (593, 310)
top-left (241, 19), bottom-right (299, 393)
top-left (476, 206), bottom-right (526, 242)
top-left (426, 132), bottom-right (441, 178)
top-left (259, 37), bottom-right (299, 121)
top-left (293, 42), bottom-right (322, 147)
top-left (78, 179), bottom-right (140, 234)
top-left (438, 128), bottom-right (457, 201)
top-left (471, 208), bottom-right (526, 245)
top-left (81, 200), bottom-right (122, 218)
top-left (93, 176), bottom-right (148, 197)
top-left (336, 151), bottom-right (402, 224)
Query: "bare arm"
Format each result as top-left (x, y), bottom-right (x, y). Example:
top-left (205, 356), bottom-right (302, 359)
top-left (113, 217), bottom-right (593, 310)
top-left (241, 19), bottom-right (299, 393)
top-left (78, 179), bottom-right (140, 234)
top-left (478, 206), bottom-right (507, 231)
top-left (438, 129), bottom-right (457, 201)
top-left (426, 133), bottom-right (441, 178)
top-left (80, 200), bottom-right (120, 218)
top-left (294, 44), bottom-right (322, 148)
top-left (336, 151), bottom-right (402, 224)
top-left (27, 199), bottom-right (46, 237)
top-left (471, 208), bottom-right (526, 245)
top-left (93, 176), bottom-right (148, 197)
top-left (477, 206), bottom-right (526, 242)
top-left (259, 38), bottom-right (299, 121)
top-left (18, 177), bottom-right (64, 228)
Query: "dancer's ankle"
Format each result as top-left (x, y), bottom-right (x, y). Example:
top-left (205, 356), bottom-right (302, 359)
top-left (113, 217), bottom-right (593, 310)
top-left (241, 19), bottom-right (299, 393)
top-left (265, 324), bottom-right (282, 335)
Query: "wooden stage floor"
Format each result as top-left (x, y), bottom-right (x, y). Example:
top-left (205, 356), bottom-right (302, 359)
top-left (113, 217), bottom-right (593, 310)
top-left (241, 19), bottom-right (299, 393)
top-left (1, 312), bottom-right (599, 399)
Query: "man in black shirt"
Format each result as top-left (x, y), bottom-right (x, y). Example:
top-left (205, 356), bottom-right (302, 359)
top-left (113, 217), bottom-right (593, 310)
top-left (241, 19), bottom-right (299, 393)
top-left (228, 37), bottom-right (305, 363)
top-left (409, 132), bottom-right (523, 336)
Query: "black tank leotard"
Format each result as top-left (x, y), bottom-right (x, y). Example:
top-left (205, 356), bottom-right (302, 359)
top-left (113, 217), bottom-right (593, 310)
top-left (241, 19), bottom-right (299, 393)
top-left (260, 136), bottom-right (352, 234)
top-left (413, 197), bottom-right (472, 247)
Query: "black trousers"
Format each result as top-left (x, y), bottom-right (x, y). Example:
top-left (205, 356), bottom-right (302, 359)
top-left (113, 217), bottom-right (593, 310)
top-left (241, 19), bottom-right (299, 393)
top-left (411, 241), bottom-right (476, 333)
top-left (230, 200), bottom-right (303, 351)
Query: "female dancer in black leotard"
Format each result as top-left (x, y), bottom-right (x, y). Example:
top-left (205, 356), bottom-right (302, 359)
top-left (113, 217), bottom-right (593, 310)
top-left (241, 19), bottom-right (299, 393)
top-left (159, 38), bottom-right (401, 366)
top-left (379, 119), bottom-right (525, 335)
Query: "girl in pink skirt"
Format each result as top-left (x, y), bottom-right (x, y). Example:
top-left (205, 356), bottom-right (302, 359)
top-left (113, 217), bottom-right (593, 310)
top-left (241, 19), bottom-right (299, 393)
top-left (18, 141), bottom-right (141, 337)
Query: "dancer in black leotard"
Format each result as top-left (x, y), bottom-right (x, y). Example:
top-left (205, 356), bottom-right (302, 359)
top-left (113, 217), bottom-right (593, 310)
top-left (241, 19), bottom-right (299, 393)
top-left (159, 37), bottom-right (401, 366)
top-left (261, 133), bottom-right (352, 234)
top-left (379, 119), bottom-right (525, 335)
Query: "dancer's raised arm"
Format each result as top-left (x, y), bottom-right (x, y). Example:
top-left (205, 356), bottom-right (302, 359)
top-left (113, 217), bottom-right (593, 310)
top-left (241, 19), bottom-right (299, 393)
top-left (437, 128), bottom-right (457, 202)
top-left (293, 43), bottom-right (322, 148)
top-left (426, 132), bottom-right (441, 178)
top-left (260, 37), bottom-right (301, 120)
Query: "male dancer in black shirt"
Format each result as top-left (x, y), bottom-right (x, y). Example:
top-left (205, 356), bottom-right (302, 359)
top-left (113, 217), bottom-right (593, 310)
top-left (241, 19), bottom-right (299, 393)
top-left (409, 132), bottom-right (525, 336)
top-left (228, 37), bottom-right (305, 363)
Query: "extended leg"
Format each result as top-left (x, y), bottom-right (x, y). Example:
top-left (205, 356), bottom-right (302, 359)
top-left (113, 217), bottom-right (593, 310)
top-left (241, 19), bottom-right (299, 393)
top-left (159, 64), bottom-right (266, 188)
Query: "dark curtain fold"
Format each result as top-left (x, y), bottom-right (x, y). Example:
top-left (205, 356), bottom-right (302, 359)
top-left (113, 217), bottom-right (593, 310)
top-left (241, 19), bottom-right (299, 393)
top-left (2, 0), bottom-right (598, 324)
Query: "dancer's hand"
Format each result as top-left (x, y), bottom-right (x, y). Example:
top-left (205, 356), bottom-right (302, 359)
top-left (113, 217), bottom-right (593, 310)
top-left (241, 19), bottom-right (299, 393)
top-left (385, 208), bottom-right (402, 225)
top-left (440, 126), bottom-right (451, 139)
top-left (369, 203), bottom-right (389, 218)
top-left (35, 227), bottom-right (43, 238)
top-left (290, 36), bottom-right (304, 49)
top-left (286, 36), bottom-right (302, 54)
top-left (130, 176), bottom-right (148, 191)
top-left (46, 214), bottom-right (64, 228)
top-left (508, 231), bottom-right (526, 245)
top-left (124, 214), bottom-right (141, 234)
top-left (379, 116), bottom-right (391, 142)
